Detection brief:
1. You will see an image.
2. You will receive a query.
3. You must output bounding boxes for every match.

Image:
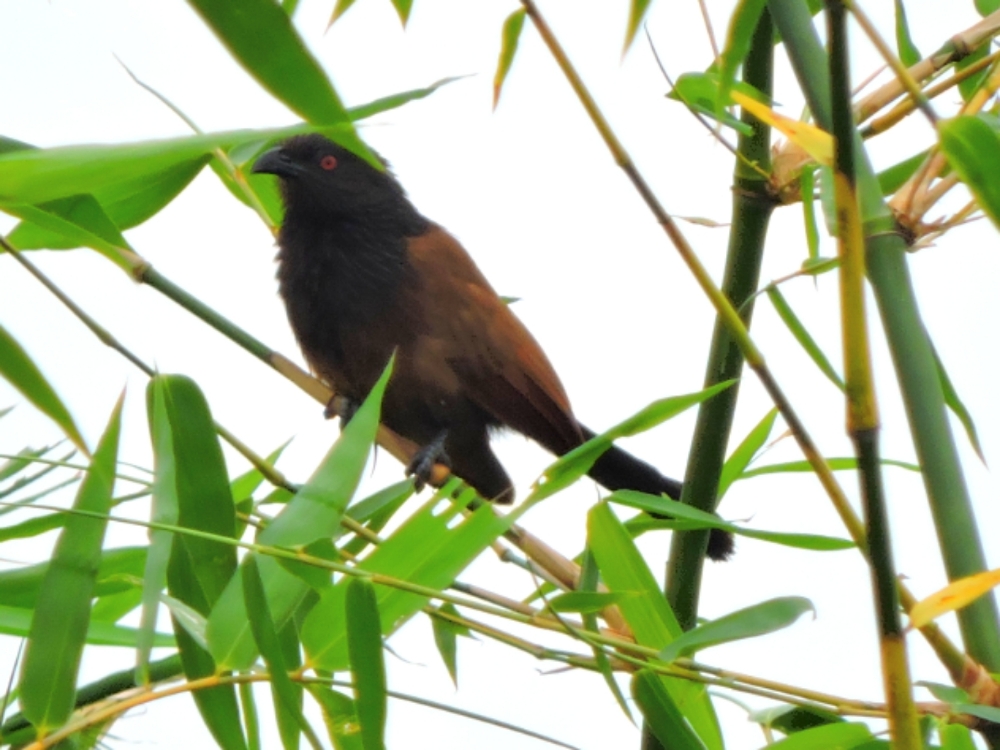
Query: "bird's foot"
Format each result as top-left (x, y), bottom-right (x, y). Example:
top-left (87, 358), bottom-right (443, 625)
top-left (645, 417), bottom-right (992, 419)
top-left (324, 396), bottom-right (359, 426)
top-left (406, 431), bottom-right (451, 492)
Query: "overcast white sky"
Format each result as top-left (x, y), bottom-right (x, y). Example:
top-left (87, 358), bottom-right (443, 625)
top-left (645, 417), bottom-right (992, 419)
top-left (0, 1), bottom-right (997, 748)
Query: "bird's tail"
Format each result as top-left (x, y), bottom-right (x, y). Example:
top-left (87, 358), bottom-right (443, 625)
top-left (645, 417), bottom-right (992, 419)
top-left (579, 426), bottom-right (735, 561)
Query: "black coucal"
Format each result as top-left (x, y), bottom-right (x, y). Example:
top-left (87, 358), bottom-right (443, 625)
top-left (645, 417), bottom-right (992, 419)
top-left (253, 134), bottom-right (733, 561)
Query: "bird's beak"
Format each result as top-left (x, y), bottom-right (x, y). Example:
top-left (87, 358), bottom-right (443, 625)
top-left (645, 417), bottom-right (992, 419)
top-left (252, 147), bottom-right (302, 178)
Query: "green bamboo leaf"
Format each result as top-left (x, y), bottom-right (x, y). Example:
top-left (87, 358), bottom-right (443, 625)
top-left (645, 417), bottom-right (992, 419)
top-left (0, 445), bottom-right (57, 485)
top-left (939, 723), bottom-right (977, 750)
top-left (208, 358), bottom-right (392, 670)
top-left (0, 604), bottom-right (172, 647)
top-left (229, 441), bottom-right (291, 504)
top-left (90, 584), bottom-right (143, 624)
top-left (8, 156), bottom-right (208, 250)
top-left (631, 670), bottom-right (708, 750)
top-left (739, 457), bottom-right (920, 478)
top-left (958, 44), bottom-right (990, 102)
top-left (801, 167), bottom-right (820, 260)
top-left (347, 77), bottom-right (465, 123)
top-left (534, 381), bottom-right (733, 503)
top-left (155, 375), bottom-right (245, 750)
top-left (765, 721), bottom-right (874, 748)
top-left (0, 125), bottom-right (344, 205)
top-left (430, 603), bottom-right (467, 688)
top-left (579, 549), bottom-right (632, 722)
top-left (494, 10), bottom-right (526, 109)
top-left (242, 556), bottom-right (307, 750)
top-left (0, 546), bottom-right (146, 609)
top-left (587, 503), bottom-right (722, 750)
top-left (669, 73), bottom-right (754, 136)
top-left (139, 378), bottom-right (181, 684)
top-left (302, 483), bottom-right (511, 670)
top-left (548, 591), bottom-right (635, 614)
top-left (919, 681), bottom-right (968, 704)
top-left (750, 704), bottom-right (843, 733)
top-left (977, 0), bottom-right (1000, 15)
top-left (623, 0), bottom-right (652, 54)
top-left (953, 703), bottom-right (1000, 723)
top-left (346, 578), bottom-right (387, 750)
top-left (876, 149), bottom-right (928, 196)
top-left (717, 0), bottom-right (768, 109)
top-left (185, 0), bottom-right (371, 162)
top-left (939, 115), bottom-right (1000, 231)
top-left (718, 408), bottom-right (778, 499)
top-left (389, 0), bottom-right (412, 26)
top-left (893, 0), bottom-right (921, 67)
top-left (0, 324), bottom-right (88, 454)
top-left (766, 286), bottom-right (844, 390)
top-left (162, 594), bottom-right (210, 651)
top-left (328, 0), bottom-right (358, 26)
top-left (658, 597), bottom-right (813, 662)
top-left (615, 491), bottom-right (854, 551)
top-left (309, 687), bottom-right (363, 750)
top-left (0, 512), bottom-right (66, 543)
top-left (931, 344), bottom-right (985, 463)
top-left (2, 199), bottom-right (131, 270)
top-left (19, 393), bottom-right (122, 733)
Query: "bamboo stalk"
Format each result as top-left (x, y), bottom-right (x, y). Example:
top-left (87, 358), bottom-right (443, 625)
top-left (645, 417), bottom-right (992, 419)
top-left (827, 2), bottom-right (920, 745)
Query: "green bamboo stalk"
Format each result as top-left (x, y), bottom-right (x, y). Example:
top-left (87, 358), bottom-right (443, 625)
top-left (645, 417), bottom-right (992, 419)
top-left (664, 9), bottom-right (775, 629)
top-left (826, 1), bottom-right (920, 745)
top-left (769, 0), bottom-right (1000, 688)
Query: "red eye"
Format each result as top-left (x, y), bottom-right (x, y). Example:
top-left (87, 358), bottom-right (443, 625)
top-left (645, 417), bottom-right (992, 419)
top-left (320, 155), bottom-right (338, 171)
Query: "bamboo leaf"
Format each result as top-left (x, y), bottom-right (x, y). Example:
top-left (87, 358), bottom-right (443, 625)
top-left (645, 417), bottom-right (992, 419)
top-left (389, 0), bottom-right (412, 26)
top-left (302, 483), bottom-right (511, 671)
top-left (309, 686), bottom-right (363, 750)
top-left (718, 408), bottom-right (778, 499)
top-left (766, 286), bottom-right (845, 390)
top-left (19, 393), bottom-right (122, 733)
top-left (738, 457), bottom-right (920, 478)
top-left (622, 0), bottom-right (652, 54)
top-left (8, 157), bottom-right (208, 251)
top-left (893, 0), bottom-right (921, 67)
top-left (208, 358), bottom-right (391, 670)
top-left (328, 0), bottom-right (357, 26)
top-left (631, 670), bottom-right (708, 750)
top-left (668, 73), bottom-right (753, 136)
top-left (938, 115), bottom-right (1000, 231)
top-left (184, 0), bottom-right (372, 162)
top-left (0, 324), bottom-right (88, 454)
top-left (548, 591), bottom-right (635, 614)
top-left (931, 344), bottom-right (985, 463)
top-left (534, 381), bottom-right (732, 502)
top-left (588, 503), bottom-right (722, 750)
top-left (615, 491), bottom-right (854, 551)
top-left (939, 723), bottom-right (977, 750)
top-left (155, 375), bottom-right (245, 750)
top-left (494, 9), bottom-right (527, 109)
top-left (242, 556), bottom-right (307, 750)
top-left (764, 722), bottom-right (874, 748)
top-left (876, 150), bottom-right (928, 197)
top-left (0, 604), bottom-right (172, 647)
top-left (909, 568), bottom-right (1000, 629)
top-left (957, 44), bottom-right (991, 102)
top-left (717, 0), bottom-right (768, 109)
top-left (659, 597), bottom-right (813, 662)
top-left (430, 603), bottom-right (466, 688)
top-left (346, 578), bottom-right (388, 750)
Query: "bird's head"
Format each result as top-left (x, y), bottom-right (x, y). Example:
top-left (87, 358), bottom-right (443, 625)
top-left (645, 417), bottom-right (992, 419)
top-left (252, 134), bottom-right (405, 218)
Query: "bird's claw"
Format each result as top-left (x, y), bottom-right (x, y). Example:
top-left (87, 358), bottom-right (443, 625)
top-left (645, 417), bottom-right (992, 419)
top-left (406, 431), bottom-right (451, 492)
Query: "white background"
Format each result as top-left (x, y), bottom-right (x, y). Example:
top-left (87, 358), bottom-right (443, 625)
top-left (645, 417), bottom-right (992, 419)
top-left (0, 1), bottom-right (997, 748)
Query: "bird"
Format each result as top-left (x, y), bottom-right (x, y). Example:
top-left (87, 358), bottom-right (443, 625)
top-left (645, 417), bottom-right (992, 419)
top-left (252, 133), bottom-right (733, 561)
